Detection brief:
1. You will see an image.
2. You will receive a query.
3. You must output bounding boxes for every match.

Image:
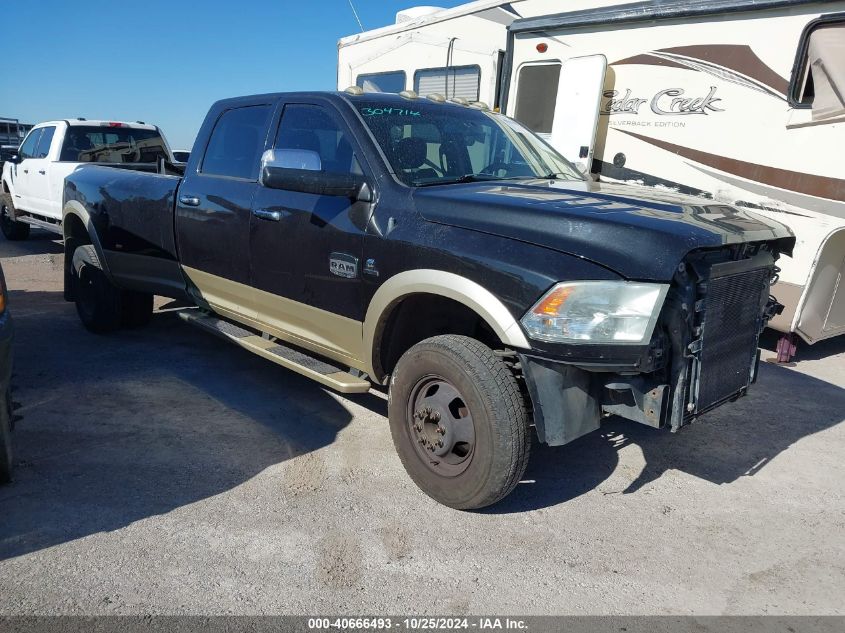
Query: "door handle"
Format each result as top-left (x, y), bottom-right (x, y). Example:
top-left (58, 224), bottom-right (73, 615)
top-left (179, 195), bottom-right (200, 207)
top-left (38, 170), bottom-right (46, 175)
top-left (253, 209), bottom-right (281, 222)
top-left (23, 169), bottom-right (28, 174)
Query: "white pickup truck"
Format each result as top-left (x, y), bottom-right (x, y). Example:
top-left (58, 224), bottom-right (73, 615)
top-left (1, 119), bottom-right (175, 240)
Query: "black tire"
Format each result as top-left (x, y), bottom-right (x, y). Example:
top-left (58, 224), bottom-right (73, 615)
top-left (388, 334), bottom-right (531, 510)
top-left (71, 245), bottom-right (122, 333)
top-left (1, 195), bottom-right (30, 241)
top-left (120, 290), bottom-right (153, 328)
top-left (0, 386), bottom-right (12, 484)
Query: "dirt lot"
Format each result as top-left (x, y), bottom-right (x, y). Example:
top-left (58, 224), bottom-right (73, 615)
top-left (1, 231), bottom-right (843, 615)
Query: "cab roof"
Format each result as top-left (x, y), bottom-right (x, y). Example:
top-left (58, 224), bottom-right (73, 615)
top-left (210, 90), bottom-right (486, 112)
top-left (32, 119), bottom-right (158, 131)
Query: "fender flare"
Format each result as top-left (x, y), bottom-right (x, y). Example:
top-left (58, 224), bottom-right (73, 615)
top-left (63, 200), bottom-right (111, 273)
top-left (362, 269), bottom-right (531, 381)
top-left (62, 201), bottom-right (115, 299)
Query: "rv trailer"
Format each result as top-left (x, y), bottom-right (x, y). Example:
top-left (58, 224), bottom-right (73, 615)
top-left (337, 0), bottom-right (845, 358)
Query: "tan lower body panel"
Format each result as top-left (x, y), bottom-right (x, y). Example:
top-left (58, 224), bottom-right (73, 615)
top-left (181, 266), bottom-right (365, 370)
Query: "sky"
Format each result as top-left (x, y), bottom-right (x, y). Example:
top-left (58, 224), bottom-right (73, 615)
top-left (2, 0), bottom-right (464, 149)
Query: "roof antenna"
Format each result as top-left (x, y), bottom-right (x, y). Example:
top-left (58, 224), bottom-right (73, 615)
top-left (347, 0), bottom-right (365, 32)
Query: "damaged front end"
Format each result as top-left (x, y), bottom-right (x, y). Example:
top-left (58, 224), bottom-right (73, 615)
top-left (520, 242), bottom-right (785, 446)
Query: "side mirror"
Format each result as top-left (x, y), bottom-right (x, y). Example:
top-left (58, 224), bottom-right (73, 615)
top-left (7, 154), bottom-right (21, 165)
top-left (260, 149), bottom-right (369, 200)
top-left (262, 148), bottom-right (321, 172)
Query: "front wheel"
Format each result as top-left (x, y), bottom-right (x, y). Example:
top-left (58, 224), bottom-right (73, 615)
top-left (388, 335), bottom-right (531, 510)
top-left (1, 196), bottom-right (30, 241)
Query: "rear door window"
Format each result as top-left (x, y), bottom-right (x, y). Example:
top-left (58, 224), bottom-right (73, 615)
top-left (18, 129), bottom-right (42, 159)
top-left (514, 63), bottom-right (561, 134)
top-left (34, 126), bottom-right (56, 159)
top-left (202, 105), bottom-right (273, 180)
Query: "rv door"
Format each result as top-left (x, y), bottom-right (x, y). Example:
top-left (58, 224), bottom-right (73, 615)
top-left (550, 55), bottom-right (607, 174)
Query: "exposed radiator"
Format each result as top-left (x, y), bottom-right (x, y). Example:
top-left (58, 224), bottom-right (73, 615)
top-left (692, 263), bottom-right (771, 413)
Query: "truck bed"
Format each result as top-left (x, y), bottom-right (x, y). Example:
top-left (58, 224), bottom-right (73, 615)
top-left (63, 165), bottom-right (187, 298)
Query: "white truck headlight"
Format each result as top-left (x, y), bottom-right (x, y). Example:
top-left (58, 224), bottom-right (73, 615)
top-left (521, 281), bottom-right (669, 344)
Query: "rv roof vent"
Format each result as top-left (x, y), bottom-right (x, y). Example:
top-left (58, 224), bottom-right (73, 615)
top-left (396, 6), bottom-right (445, 24)
top-left (344, 85), bottom-right (364, 96)
top-left (470, 101), bottom-right (490, 111)
top-left (448, 97), bottom-right (469, 106)
top-left (399, 90), bottom-right (418, 100)
top-left (426, 93), bottom-right (446, 103)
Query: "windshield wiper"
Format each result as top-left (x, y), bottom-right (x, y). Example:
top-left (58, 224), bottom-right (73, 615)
top-left (415, 173), bottom-right (516, 187)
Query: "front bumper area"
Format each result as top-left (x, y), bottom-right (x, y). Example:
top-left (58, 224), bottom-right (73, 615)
top-left (518, 354), bottom-right (675, 446)
top-left (519, 249), bottom-right (783, 447)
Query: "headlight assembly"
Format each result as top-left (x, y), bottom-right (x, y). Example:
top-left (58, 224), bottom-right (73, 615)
top-left (521, 281), bottom-right (669, 345)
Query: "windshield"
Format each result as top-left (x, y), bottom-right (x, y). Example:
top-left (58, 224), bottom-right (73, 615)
top-left (356, 99), bottom-right (583, 186)
top-left (60, 126), bottom-right (169, 164)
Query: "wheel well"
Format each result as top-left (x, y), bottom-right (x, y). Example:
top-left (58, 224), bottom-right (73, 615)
top-left (376, 293), bottom-right (502, 381)
top-left (63, 213), bottom-right (91, 301)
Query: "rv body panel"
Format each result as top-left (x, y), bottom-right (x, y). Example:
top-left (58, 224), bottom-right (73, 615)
top-left (337, 5), bottom-right (513, 105)
top-left (503, 0), bottom-right (845, 344)
top-left (550, 54), bottom-right (607, 171)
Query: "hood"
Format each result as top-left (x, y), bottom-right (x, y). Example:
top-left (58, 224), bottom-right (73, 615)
top-left (414, 179), bottom-right (795, 280)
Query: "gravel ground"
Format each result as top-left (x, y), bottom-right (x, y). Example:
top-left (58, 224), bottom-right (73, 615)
top-left (0, 231), bottom-right (843, 615)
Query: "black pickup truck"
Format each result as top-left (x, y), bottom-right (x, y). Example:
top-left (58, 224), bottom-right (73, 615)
top-left (62, 90), bottom-right (793, 509)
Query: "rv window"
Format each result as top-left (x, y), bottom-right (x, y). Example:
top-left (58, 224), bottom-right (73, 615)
top-left (414, 66), bottom-right (481, 101)
top-left (514, 64), bottom-right (561, 135)
top-left (793, 21), bottom-right (845, 121)
top-left (357, 71), bottom-right (406, 94)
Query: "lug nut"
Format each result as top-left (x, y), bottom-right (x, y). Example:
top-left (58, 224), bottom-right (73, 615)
top-left (437, 427), bottom-right (445, 435)
top-left (437, 440), bottom-right (444, 448)
top-left (432, 411), bottom-right (441, 422)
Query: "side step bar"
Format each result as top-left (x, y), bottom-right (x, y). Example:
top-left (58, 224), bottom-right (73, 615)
top-left (178, 310), bottom-right (371, 394)
top-left (18, 213), bottom-right (63, 235)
